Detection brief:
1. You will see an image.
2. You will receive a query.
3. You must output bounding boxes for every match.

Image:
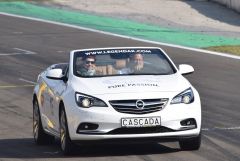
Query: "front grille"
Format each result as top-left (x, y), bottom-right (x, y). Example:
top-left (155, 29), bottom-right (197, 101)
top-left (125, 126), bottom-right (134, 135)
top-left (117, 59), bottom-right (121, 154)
top-left (109, 98), bottom-right (168, 114)
top-left (107, 126), bottom-right (174, 135)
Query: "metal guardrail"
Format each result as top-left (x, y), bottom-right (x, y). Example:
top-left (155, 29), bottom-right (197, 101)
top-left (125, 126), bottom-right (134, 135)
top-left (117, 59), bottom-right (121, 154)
top-left (212, 0), bottom-right (240, 12)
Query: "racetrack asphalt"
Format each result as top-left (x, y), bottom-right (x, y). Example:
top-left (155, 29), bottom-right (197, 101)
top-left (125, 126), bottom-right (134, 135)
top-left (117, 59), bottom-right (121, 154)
top-left (1, 1), bottom-right (240, 49)
top-left (0, 14), bottom-right (240, 160)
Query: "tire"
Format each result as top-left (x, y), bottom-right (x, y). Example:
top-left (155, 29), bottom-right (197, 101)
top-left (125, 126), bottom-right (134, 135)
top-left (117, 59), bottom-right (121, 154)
top-left (33, 99), bottom-right (54, 145)
top-left (179, 133), bottom-right (201, 151)
top-left (60, 107), bottom-right (75, 155)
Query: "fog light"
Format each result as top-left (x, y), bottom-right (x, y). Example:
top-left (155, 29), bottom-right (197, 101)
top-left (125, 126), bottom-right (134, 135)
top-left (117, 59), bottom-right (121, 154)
top-left (77, 122), bottom-right (99, 133)
top-left (180, 118), bottom-right (197, 127)
top-left (186, 121), bottom-right (191, 125)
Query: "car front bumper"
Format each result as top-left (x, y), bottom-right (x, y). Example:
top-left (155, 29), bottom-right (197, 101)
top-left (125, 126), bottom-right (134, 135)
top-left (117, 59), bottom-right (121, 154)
top-left (64, 91), bottom-right (201, 141)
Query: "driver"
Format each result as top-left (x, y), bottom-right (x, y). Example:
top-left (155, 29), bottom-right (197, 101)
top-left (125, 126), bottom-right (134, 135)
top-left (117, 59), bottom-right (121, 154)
top-left (78, 55), bottom-right (96, 76)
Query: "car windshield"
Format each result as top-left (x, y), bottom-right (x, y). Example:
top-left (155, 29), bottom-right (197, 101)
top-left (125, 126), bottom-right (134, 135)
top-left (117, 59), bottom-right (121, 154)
top-left (73, 48), bottom-right (176, 77)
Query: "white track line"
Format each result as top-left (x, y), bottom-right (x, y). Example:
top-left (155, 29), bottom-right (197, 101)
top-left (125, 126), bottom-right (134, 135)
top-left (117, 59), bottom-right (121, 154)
top-left (0, 48), bottom-right (36, 56)
top-left (202, 126), bottom-right (240, 131)
top-left (14, 48), bottom-right (36, 54)
top-left (19, 78), bottom-right (37, 85)
top-left (0, 53), bottom-right (24, 56)
top-left (1, 12), bottom-right (240, 60)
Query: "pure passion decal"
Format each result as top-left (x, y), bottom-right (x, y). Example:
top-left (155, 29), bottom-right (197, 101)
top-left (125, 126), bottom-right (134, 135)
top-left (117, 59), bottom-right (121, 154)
top-left (108, 83), bottom-right (159, 89)
top-left (103, 79), bottom-right (161, 89)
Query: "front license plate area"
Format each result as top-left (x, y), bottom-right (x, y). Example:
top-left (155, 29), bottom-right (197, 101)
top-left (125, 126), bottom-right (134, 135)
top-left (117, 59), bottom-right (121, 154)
top-left (121, 117), bottom-right (161, 127)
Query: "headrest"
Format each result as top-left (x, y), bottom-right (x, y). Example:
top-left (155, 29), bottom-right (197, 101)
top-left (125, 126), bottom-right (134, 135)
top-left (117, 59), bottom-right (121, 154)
top-left (115, 59), bottom-right (126, 69)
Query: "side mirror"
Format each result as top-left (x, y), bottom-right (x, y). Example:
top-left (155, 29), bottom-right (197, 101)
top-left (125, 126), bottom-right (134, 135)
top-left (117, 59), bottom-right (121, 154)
top-left (46, 69), bottom-right (63, 80)
top-left (179, 64), bottom-right (194, 75)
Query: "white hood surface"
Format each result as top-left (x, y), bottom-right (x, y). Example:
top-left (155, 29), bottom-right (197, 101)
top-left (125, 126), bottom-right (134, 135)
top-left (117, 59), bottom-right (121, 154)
top-left (72, 74), bottom-right (191, 95)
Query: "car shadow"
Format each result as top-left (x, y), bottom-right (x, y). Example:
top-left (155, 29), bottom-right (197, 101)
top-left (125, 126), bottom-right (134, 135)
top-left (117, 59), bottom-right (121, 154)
top-left (184, 0), bottom-right (240, 27)
top-left (0, 138), bottom-right (180, 158)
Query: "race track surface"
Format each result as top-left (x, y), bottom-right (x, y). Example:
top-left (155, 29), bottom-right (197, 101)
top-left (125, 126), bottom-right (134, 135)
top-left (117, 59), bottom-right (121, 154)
top-left (0, 14), bottom-right (240, 161)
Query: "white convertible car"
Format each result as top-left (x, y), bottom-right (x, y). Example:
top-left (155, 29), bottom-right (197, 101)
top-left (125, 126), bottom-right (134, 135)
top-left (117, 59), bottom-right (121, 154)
top-left (33, 47), bottom-right (201, 154)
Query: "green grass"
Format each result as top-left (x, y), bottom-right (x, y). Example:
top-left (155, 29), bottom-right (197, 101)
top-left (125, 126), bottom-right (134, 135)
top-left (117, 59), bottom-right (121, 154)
top-left (0, 1), bottom-right (239, 57)
top-left (205, 45), bottom-right (240, 56)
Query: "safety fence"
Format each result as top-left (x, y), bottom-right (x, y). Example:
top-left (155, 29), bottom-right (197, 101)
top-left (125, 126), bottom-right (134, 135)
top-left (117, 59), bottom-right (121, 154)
top-left (212, 0), bottom-right (240, 12)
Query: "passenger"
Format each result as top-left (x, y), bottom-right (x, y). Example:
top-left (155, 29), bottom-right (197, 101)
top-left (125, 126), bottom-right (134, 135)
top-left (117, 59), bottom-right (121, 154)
top-left (78, 55), bottom-right (96, 76)
top-left (129, 53), bottom-right (144, 73)
top-left (115, 53), bottom-right (145, 74)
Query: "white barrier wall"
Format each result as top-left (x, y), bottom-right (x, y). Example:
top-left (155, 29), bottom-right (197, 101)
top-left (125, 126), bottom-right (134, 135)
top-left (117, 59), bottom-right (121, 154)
top-left (212, 0), bottom-right (240, 12)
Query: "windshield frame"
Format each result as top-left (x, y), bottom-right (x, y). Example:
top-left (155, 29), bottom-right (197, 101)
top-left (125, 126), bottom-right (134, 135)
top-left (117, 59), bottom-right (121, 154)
top-left (73, 47), bottom-right (177, 78)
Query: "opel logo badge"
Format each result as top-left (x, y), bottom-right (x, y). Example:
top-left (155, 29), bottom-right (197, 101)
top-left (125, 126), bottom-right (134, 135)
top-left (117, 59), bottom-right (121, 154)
top-left (136, 100), bottom-right (144, 109)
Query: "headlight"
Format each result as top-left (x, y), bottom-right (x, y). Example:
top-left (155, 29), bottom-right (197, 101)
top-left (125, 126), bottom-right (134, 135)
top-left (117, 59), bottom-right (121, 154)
top-left (75, 92), bottom-right (108, 108)
top-left (171, 88), bottom-right (194, 104)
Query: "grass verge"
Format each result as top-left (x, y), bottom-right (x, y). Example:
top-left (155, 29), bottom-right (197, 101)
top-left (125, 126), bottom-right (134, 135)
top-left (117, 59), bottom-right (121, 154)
top-left (205, 45), bottom-right (240, 56)
top-left (0, 1), bottom-right (240, 56)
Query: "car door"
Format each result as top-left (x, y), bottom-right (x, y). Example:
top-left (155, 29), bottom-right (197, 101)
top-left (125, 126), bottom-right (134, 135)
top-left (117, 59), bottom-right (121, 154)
top-left (45, 64), bottom-right (68, 134)
top-left (37, 77), bottom-right (50, 129)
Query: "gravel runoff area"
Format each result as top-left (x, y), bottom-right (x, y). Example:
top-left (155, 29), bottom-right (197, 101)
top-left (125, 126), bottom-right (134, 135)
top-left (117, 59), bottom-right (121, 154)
top-left (47, 0), bottom-right (240, 38)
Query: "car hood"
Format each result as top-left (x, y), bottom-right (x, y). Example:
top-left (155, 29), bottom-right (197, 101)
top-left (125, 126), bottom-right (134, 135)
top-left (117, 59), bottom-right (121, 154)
top-left (72, 74), bottom-right (191, 95)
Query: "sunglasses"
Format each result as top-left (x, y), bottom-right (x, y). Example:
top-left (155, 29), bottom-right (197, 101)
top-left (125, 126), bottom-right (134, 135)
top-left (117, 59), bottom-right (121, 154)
top-left (85, 60), bottom-right (95, 64)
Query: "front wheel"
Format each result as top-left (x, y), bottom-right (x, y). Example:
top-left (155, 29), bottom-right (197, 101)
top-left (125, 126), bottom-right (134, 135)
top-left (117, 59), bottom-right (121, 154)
top-left (33, 99), bottom-right (54, 144)
top-left (60, 107), bottom-right (75, 155)
top-left (179, 133), bottom-right (201, 151)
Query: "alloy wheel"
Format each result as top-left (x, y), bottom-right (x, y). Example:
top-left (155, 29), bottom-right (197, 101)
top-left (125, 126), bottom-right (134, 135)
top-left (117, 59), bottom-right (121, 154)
top-left (33, 101), bottom-right (40, 141)
top-left (60, 110), bottom-right (67, 151)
